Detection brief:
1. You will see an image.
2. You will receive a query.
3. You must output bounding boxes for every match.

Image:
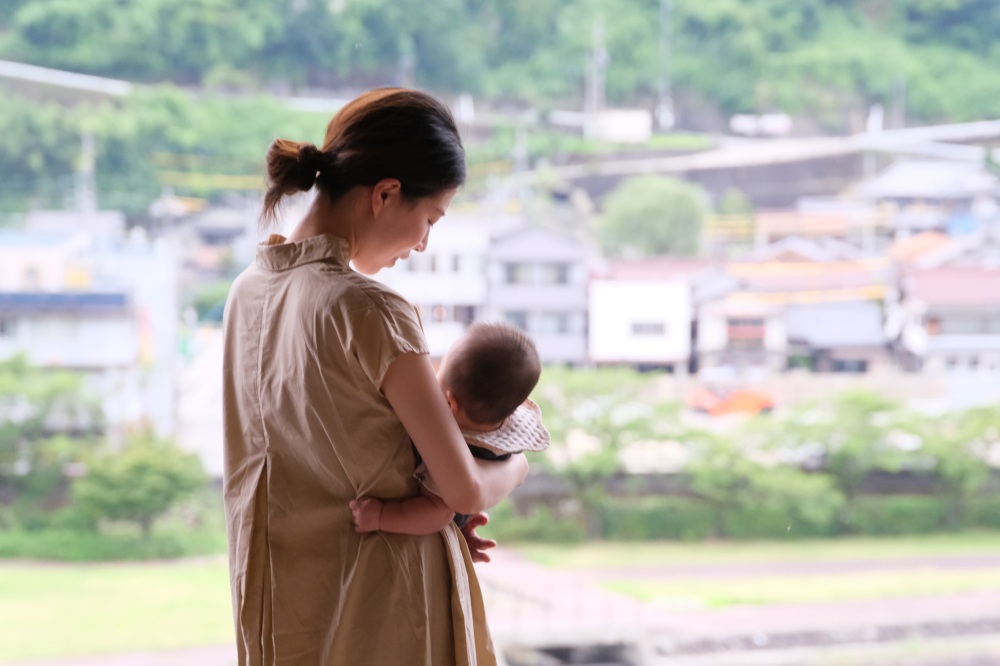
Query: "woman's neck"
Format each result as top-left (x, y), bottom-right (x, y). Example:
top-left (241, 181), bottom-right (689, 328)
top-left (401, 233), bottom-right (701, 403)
top-left (287, 190), bottom-right (362, 247)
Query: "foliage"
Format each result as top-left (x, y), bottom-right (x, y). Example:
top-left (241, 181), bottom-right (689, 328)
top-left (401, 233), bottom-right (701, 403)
top-left (4, 2), bottom-right (1000, 217)
top-left (189, 280), bottom-right (233, 322)
top-left (596, 175), bottom-right (709, 258)
top-left (72, 434), bottom-right (206, 536)
top-left (531, 366), bottom-right (680, 536)
top-left (0, 525), bottom-right (224, 561)
top-left (902, 405), bottom-right (999, 527)
top-left (762, 389), bottom-right (908, 530)
top-left (848, 495), bottom-right (950, 535)
top-left (598, 495), bottom-right (714, 541)
top-left (0, 355), bottom-right (103, 504)
top-left (0, 87), bottom-right (325, 215)
top-left (482, 498), bottom-right (586, 544)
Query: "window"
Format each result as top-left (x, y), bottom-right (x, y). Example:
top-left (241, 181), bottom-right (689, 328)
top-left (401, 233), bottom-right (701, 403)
top-left (505, 311), bottom-right (529, 330)
top-left (539, 262), bottom-right (570, 284)
top-left (727, 318), bottom-right (765, 339)
top-left (536, 312), bottom-right (570, 334)
top-left (454, 305), bottom-right (476, 325)
top-left (632, 322), bottom-right (667, 336)
top-left (727, 318), bottom-right (765, 350)
top-left (939, 317), bottom-right (981, 335)
top-left (504, 262), bottom-right (532, 284)
top-left (0, 318), bottom-right (12, 338)
top-left (23, 265), bottom-right (41, 290)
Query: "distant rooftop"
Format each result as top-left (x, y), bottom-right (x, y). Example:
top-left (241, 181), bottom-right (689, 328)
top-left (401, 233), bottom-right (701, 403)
top-left (858, 159), bottom-right (998, 200)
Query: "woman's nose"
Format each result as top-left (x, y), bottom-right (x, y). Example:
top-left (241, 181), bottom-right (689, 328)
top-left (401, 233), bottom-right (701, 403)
top-left (414, 229), bottom-right (430, 252)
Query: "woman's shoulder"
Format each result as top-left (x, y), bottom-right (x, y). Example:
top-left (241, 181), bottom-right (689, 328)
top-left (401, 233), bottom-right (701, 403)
top-left (335, 270), bottom-right (418, 320)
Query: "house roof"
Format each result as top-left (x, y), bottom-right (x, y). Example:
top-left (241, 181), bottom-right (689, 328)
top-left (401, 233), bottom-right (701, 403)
top-left (889, 232), bottom-right (952, 263)
top-left (603, 257), bottom-right (719, 281)
top-left (906, 267), bottom-right (1000, 307)
top-left (786, 301), bottom-right (885, 347)
top-left (857, 159), bottom-right (999, 200)
top-left (739, 236), bottom-right (865, 263)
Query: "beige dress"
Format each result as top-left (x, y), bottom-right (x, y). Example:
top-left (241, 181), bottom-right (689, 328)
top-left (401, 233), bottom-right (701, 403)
top-left (222, 233), bottom-right (496, 665)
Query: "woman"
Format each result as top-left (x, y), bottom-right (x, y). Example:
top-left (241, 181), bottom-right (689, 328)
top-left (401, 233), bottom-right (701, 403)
top-left (222, 88), bottom-right (529, 665)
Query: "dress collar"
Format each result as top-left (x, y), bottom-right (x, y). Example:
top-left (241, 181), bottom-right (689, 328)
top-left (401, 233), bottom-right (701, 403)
top-left (255, 233), bottom-right (352, 272)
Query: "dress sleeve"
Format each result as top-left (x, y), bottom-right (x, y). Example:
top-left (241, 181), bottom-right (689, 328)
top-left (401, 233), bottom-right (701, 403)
top-left (352, 290), bottom-right (429, 389)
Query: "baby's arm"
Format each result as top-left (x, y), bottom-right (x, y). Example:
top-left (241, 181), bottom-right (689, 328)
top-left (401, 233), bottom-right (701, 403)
top-left (350, 490), bottom-right (456, 535)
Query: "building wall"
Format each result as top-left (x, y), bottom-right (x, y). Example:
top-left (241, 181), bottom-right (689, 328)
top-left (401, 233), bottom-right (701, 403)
top-left (0, 311), bottom-right (137, 367)
top-left (485, 228), bottom-right (591, 365)
top-left (589, 280), bottom-right (690, 365)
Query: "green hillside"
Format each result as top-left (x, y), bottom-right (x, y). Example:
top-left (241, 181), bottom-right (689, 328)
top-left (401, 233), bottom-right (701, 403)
top-left (2, 0), bottom-right (999, 217)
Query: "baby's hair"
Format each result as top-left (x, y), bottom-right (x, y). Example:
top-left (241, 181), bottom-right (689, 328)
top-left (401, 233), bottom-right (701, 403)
top-left (442, 322), bottom-right (541, 426)
top-left (260, 88), bottom-right (465, 228)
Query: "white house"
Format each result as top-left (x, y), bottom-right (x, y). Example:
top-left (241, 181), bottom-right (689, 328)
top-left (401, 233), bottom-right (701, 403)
top-left (484, 226), bottom-right (594, 366)
top-left (373, 211), bottom-right (521, 357)
top-left (588, 259), bottom-right (711, 371)
top-left (0, 226), bottom-right (180, 437)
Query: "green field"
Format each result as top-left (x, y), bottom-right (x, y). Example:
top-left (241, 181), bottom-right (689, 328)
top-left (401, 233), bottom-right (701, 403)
top-left (0, 557), bottom-right (232, 661)
top-left (2, 534), bottom-right (999, 661)
top-left (605, 568), bottom-right (1000, 608)
top-left (514, 532), bottom-right (1000, 568)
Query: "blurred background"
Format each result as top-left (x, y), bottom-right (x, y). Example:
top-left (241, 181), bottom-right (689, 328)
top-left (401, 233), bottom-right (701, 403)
top-left (1, 1), bottom-right (1000, 664)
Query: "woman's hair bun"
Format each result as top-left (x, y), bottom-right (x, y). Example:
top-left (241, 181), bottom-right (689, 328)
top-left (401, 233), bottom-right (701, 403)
top-left (291, 142), bottom-right (325, 191)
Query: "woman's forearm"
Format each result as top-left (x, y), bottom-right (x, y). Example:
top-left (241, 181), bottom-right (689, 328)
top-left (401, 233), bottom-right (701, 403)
top-left (466, 454), bottom-right (529, 514)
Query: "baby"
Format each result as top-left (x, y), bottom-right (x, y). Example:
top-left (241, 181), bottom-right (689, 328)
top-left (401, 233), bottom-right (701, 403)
top-left (350, 321), bottom-right (549, 537)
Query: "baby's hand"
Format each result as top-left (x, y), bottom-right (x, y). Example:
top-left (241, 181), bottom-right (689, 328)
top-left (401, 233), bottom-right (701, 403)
top-left (349, 496), bottom-right (383, 532)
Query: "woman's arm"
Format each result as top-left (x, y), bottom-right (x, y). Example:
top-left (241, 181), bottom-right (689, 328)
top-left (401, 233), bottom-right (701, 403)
top-left (381, 351), bottom-right (529, 515)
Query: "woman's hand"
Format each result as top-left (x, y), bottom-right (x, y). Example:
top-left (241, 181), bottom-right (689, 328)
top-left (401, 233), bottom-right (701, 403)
top-left (350, 496), bottom-right (383, 532)
top-left (460, 512), bottom-right (497, 563)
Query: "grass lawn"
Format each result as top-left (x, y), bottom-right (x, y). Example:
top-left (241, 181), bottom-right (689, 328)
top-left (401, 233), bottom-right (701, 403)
top-left (605, 568), bottom-right (1000, 607)
top-left (0, 557), bottom-right (232, 661)
top-left (513, 532), bottom-right (1000, 608)
top-left (2, 534), bottom-right (999, 660)
top-left (514, 532), bottom-right (1000, 569)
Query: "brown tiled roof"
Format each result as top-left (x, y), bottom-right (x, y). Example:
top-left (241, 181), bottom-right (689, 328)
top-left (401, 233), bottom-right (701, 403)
top-left (889, 232), bottom-right (952, 262)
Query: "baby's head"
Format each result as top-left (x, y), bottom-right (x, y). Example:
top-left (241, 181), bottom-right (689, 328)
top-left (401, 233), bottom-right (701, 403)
top-left (438, 322), bottom-right (541, 431)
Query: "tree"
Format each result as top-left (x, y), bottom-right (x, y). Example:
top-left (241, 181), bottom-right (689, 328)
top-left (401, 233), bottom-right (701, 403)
top-left (596, 175), bottom-right (709, 258)
top-left (0, 355), bottom-right (103, 507)
top-left (770, 389), bottom-right (906, 531)
top-left (72, 434), bottom-right (206, 537)
top-left (904, 404), bottom-right (999, 528)
top-left (531, 366), bottom-right (680, 537)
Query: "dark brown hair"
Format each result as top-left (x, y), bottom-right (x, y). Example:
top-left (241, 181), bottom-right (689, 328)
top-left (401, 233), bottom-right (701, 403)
top-left (441, 322), bottom-right (541, 426)
top-left (260, 88), bottom-right (466, 226)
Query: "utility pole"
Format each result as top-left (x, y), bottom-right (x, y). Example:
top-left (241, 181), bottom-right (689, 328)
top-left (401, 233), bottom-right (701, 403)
top-left (657, 0), bottom-right (675, 131)
top-left (76, 132), bottom-right (97, 214)
top-left (584, 17), bottom-right (608, 140)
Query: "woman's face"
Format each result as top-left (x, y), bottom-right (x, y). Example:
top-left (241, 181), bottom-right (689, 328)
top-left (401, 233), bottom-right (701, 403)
top-left (353, 185), bottom-right (457, 275)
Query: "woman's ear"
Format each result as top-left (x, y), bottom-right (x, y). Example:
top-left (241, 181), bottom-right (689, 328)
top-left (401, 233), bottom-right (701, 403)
top-left (370, 179), bottom-right (402, 216)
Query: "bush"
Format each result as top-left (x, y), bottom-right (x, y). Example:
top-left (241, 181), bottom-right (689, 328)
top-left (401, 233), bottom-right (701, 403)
top-left (967, 496), bottom-right (1000, 530)
top-left (598, 496), bottom-right (714, 541)
top-left (723, 470), bottom-right (844, 539)
top-left (0, 526), bottom-right (226, 561)
top-left (73, 435), bottom-right (207, 537)
top-left (482, 499), bottom-right (586, 544)
top-left (847, 495), bottom-right (950, 535)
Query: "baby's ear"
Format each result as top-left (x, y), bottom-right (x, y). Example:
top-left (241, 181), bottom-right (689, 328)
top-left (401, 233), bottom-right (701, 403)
top-left (444, 389), bottom-right (461, 416)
